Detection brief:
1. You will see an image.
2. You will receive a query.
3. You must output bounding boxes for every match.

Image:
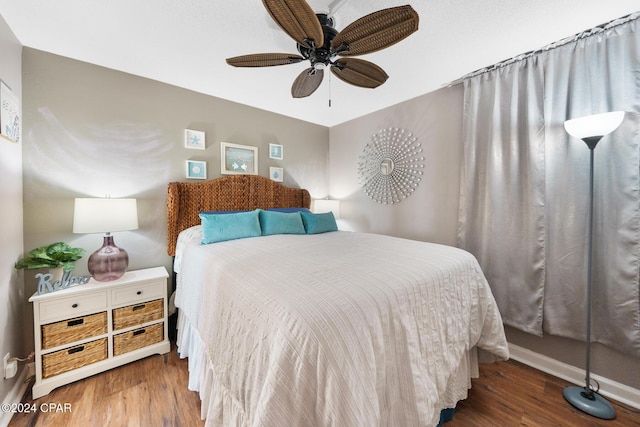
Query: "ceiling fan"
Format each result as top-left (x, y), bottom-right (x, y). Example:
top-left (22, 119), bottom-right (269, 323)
top-left (226, 0), bottom-right (419, 98)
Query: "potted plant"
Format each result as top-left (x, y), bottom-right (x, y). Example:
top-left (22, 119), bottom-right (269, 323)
top-left (15, 242), bottom-right (85, 280)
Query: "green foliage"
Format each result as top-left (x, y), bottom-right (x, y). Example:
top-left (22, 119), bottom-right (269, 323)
top-left (15, 242), bottom-right (85, 271)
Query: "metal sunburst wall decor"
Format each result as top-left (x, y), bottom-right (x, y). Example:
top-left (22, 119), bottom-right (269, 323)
top-left (357, 128), bottom-right (425, 204)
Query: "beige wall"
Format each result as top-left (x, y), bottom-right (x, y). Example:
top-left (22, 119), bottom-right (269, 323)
top-left (21, 48), bottom-right (329, 280)
top-left (20, 48), bottom-right (329, 352)
top-left (0, 14), bottom-right (24, 405)
top-left (328, 85), bottom-right (639, 390)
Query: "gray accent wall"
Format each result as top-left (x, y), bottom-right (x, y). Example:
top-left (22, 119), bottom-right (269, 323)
top-left (0, 14), bottom-right (23, 407)
top-left (329, 86), bottom-right (464, 246)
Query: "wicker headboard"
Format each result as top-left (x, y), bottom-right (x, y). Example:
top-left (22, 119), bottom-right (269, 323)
top-left (166, 175), bottom-right (311, 256)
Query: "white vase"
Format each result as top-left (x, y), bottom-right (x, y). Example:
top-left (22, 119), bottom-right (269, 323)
top-left (49, 266), bottom-right (64, 284)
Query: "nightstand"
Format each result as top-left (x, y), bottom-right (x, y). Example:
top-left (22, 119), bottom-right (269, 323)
top-left (29, 267), bottom-right (171, 399)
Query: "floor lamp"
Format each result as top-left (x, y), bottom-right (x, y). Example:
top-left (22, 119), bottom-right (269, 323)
top-left (563, 110), bottom-right (625, 420)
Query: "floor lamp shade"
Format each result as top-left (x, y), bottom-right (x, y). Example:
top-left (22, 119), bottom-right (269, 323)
top-left (564, 111), bottom-right (625, 143)
top-left (562, 111), bottom-right (624, 420)
top-left (73, 198), bottom-right (139, 282)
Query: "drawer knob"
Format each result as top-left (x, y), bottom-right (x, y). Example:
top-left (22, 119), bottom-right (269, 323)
top-left (132, 304), bottom-right (146, 312)
top-left (136, 291), bottom-right (142, 295)
top-left (72, 303), bottom-right (78, 308)
top-left (133, 329), bottom-right (146, 336)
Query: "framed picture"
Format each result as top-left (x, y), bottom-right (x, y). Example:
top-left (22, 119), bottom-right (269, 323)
top-left (221, 142), bottom-right (258, 175)
top-left (186, 160), bottom-right (207, 180)
top-left (269, 143), bottom-right (283, 160)
top-left (185, 129), bottom-right (206, 150)
top-left (0, 81), bottom-right (20, 143)
top-left (270, 167), bottom-right (283, 182)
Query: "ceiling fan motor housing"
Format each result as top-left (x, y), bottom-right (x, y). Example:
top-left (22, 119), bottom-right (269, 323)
top-left (297, 14), bottom-right (342, 69)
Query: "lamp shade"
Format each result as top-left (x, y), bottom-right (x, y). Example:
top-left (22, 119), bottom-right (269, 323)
top-left (564, 111), bottom-right (625, 139)
top-left (313, 199), bottom-right (341, 219)
top-left (73, 198), bottom-right (138, 234)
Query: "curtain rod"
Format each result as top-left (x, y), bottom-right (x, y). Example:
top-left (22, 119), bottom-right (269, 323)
top-left (445, 10), bottom-right (640, 88)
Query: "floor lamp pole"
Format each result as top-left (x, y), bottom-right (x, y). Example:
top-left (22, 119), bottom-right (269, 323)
top-left (562, 111), bottom-right (624, 419)
top-left (584, 138), bottom-right (597, 398)
top-left (561, 135), bottom-right (616, 420)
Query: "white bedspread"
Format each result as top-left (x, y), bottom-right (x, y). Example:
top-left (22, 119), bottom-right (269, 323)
top-left (175, 231), bottom-right (508, 427)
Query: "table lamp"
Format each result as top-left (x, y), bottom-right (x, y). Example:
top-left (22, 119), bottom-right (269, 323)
top-left (73, 198), bottom-right (138, 282)
top-left (312, 199), bottom-right (341, 218)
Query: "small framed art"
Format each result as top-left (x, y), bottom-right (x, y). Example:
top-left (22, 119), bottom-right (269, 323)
top-left (221, 142), bottom-right (258, 175)
top-left (269, 143), bottom-right (283, 160)
top-left (270, 167), bottom-right (283, 182)
top-left (185, 129), bottom-right (206, 150)
top-left (0, 80), bottom-right (20, 143)
top-left (186, 160), bottom-right (207, 179)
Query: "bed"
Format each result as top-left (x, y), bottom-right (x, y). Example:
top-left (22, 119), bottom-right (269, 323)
top-left (168, 175), bottom-right (509, 427)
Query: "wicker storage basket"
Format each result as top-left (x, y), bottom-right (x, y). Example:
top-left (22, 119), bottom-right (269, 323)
top-left (42, 338), bottom-right (108, 378)
top-left (41, 312), bottom-right (107, 350)
top-left (113, 323), bottom-right (164, 356)
top-left (112, 299), bottom-right (163, 330)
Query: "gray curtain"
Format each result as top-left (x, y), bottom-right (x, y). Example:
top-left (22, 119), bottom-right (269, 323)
top-left (458, 58), bottom-right (546, 336)
top-left (458, 14), bottom-right (640, 357)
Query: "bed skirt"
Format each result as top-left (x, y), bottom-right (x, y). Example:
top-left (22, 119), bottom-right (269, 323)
top-left (177, 310), bottom-right (477, 426)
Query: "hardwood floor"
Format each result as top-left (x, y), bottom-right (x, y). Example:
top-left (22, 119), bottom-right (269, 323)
top-left (8, 347), bottom-right (640, 426)
top-left (9, 344), bottom-right (204, 427)
top-left (449, 359), bottom-right (640, 427)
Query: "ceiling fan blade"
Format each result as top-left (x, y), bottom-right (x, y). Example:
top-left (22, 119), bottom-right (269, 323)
top-left (291, 68), bottom-right (324, 98)
top-left (331, 58), bottom-right (388, 88)
top-left (331, 5), bottom-right (419, 56)
top-left (226, 53), bottom-right (305, 67)
top-left (262, 0), bottom-right (324, 48)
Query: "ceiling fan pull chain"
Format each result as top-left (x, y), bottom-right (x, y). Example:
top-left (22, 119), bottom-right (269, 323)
top-left (328, 70), bottom-right (332, 107)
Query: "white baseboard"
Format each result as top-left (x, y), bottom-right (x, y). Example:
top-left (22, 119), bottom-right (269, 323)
top-left (0, 368), bottom-right (30, 427)
top-left (508, 343), bottom-right (640, 410)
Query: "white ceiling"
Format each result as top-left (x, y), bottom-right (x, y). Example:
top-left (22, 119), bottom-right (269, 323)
top-left (1, 0), bottom-right (638, 126)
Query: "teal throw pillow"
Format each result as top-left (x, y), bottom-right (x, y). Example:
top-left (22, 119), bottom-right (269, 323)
top-left (300, 211), bottom-right (338, 234)
top-left (267, 208), bottom-right (312, 213)
top-left (199, 209), bottom-right (261, 244)
top-left (259, 210), bottom-right (306, 235)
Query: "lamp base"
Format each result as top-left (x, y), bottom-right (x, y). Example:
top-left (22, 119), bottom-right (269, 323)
top-left (563, 386), bottom-right (616, 420)
top-left (88, 235), bottom-right (129, 282)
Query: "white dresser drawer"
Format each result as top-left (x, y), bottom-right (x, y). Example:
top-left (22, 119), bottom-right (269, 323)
top-left (111, 280), bottom-right (164, 306)
top-left (39, 292), bottom-right (108, 323)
